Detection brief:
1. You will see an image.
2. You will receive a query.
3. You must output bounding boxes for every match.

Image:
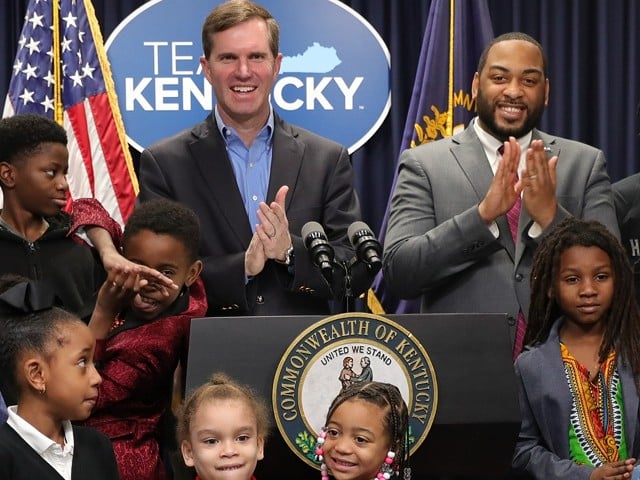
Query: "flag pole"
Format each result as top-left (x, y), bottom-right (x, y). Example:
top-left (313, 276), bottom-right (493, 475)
top-left (52, 0), bottom-right (63, 125)
top-left (82, 0), bottom-right (139, 193)
top-left (446, 0), bottom-right (455, 137)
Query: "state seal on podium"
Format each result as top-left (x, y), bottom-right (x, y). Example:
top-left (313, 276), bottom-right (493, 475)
top-left (272, 312), bottom-right (437, 469)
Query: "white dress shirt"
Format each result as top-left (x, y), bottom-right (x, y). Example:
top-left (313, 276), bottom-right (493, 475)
top-left (7, 406), bottom-right (75, 480)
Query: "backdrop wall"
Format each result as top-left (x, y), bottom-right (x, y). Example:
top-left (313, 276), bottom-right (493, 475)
top-left (2, 0), bottom-right (639, 233)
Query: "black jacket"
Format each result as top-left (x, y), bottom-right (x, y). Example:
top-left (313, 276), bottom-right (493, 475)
top-left (0, 211), bottom-right (105, 320)
top-left (0, 423), bottom-right (120, 479)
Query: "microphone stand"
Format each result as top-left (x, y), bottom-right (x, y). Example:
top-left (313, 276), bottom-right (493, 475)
top-left (322, 257), bottom-right (380, 313)
top-left (313, 258), bottom-right (356, 313)
top-left (333, 258), bottom-right (359, 313)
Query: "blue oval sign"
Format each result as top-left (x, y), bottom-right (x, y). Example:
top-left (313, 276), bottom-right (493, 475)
top-left (105, 0), bottom-right (390, 153)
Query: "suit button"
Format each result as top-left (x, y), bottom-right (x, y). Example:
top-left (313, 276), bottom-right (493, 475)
top-left (515, 273), bottom-right (523, 282)
top-left (507, 315), bottom-right (516, 326)
top-left (256, 295), bottom-right (264, 304)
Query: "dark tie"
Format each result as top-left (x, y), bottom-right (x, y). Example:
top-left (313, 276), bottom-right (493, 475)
top-left (498, 145), bottom-right (526, 359)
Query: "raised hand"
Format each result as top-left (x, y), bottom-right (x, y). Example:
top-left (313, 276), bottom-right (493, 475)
top-left (90, 267), bottom-right (142, 339)
top-left (101, 248), bottom-right (178, 296)
top-left (521, 139), bottom-right (558, 229)
top-left (245, 232), bottom-right (267, 276)
top-left (256, 185), bottom-right (292, 262)
top-left (478, 137), bottom-right (522, 224)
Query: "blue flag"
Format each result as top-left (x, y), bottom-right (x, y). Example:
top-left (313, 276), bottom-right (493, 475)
top-left (0, 391), bottom-right (6, 424)
top-left (368, 0), bottom-right (494, 314)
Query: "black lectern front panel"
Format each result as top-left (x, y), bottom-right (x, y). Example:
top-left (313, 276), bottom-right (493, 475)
top-left (185, 313), bottom-right (519, 477)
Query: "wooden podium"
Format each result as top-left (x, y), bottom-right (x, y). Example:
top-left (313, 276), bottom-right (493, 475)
top-left (185, 313), bottom-right (520, 478)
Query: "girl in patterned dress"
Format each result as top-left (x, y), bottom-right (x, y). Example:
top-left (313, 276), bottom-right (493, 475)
top-left (512, 217), bottom-right (640, 479)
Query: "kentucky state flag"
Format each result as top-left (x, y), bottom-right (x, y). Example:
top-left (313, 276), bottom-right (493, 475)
top-left (3, 0), bottom-right (137, 227)
top-left (368, 0), bottom-right (494, 314)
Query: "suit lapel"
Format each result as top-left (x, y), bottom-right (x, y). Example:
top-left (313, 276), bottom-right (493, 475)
top-left (533, 129), bottom-right (560, 160)
top-left (452, 128), bottom-right (515, 258)
top-left (189, 116), bottom-right (253, 245)
top-left (267, 114), bottom-right (303, 211)
top-left (539, 321), bottom-right (573, 459)
top-left (620, 362), bottom-right (639, 456)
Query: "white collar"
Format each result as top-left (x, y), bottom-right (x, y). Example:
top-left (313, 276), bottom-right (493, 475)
top-left (472, 117), bottom-right (532, 175)
top-left (7, 406), bottom-right (74, 456)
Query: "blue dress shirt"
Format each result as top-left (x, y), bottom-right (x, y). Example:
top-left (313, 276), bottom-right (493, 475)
top-left (215, 106), bottom-right (274, 232)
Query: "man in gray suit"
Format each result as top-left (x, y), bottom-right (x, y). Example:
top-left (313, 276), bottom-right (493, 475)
top-left (382, 32), bottom-right (619, 357)
top-left (138, 0), bottom-right (370, 317)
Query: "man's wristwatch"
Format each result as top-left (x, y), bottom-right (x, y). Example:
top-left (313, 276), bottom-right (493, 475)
top-left (277, 244), bottom-right (295, 266)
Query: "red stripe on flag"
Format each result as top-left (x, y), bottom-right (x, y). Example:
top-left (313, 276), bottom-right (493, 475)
top-left (66, 101), bottom-right (96, 196)
top-left (88, 93), bottom-right (136, 220)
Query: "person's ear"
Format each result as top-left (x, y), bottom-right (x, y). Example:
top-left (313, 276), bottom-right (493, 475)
top-left (471, 72), bottom-right (480, 100)
top-left (199, 55), bottom-right (213, 86)
top-left (273, 52), bottom-right (283, 78)
top-left (0, 161), bottom-right (17, 189)
top-left (23, 355), bottom-right (47, 394)
top-left (184, 260), bottom-right (203, 287)
top-left (544, 78), bottom-right (550, 107)
top-left (257, 435), bottom-right (265, 461)
top-left (547, 287), bottom-right (553, 299)
top-left (181, 440), bottom-right (195, 467)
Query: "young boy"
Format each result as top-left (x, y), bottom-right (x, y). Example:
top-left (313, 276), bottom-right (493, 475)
top-left (0, 114), bottom-right (176, 330)
top-left (82, 198), bottom-right (208, 480)
top-left (0, 114), bottom-right (107, 322)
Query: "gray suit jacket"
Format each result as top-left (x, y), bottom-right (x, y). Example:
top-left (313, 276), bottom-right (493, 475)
top-left (512, 320), bottom-right (640, 479)
top-left (382, 124), bottom-right (619, 343)
top-left (139, 113), bottom-right (367, 316)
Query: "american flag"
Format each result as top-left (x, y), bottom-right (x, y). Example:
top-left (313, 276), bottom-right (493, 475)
top-left (3, 0), bottom-right (137, 227)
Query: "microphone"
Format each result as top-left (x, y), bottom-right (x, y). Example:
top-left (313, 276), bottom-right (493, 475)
top-left (348, 221), bottom-right (382, 273)
top-left (301, 221), bottom-right (335, 282)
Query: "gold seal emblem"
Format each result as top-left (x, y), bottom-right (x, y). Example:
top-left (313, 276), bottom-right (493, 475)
top-left (272, 312), bottom-right (438, 469)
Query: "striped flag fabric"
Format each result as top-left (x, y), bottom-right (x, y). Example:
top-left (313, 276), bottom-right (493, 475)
top-left (368, 0), bottom-right (494, 314)
top-left (3, 0), bottom-right (137, 227)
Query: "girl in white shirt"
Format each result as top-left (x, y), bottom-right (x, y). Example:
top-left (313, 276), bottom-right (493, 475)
top-left (0, 275), bottom-right (119, 480)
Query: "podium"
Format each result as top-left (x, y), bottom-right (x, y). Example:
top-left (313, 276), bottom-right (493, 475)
top-left (185, 313), bottom-right (520, 478)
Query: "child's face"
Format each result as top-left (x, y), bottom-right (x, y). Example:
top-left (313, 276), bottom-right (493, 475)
top-left (39, 322), bottom-right (101, 421)
top-left (4, 142), bottom-right (68, 217)
top-left (123, 229), bottom-right (202, 320)
top-left (553, 245), bottom-right (614, 328)
top-left (181, 398), bottom-right (264, 480)
top-left (322, 398), bottom-right (391, 480)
